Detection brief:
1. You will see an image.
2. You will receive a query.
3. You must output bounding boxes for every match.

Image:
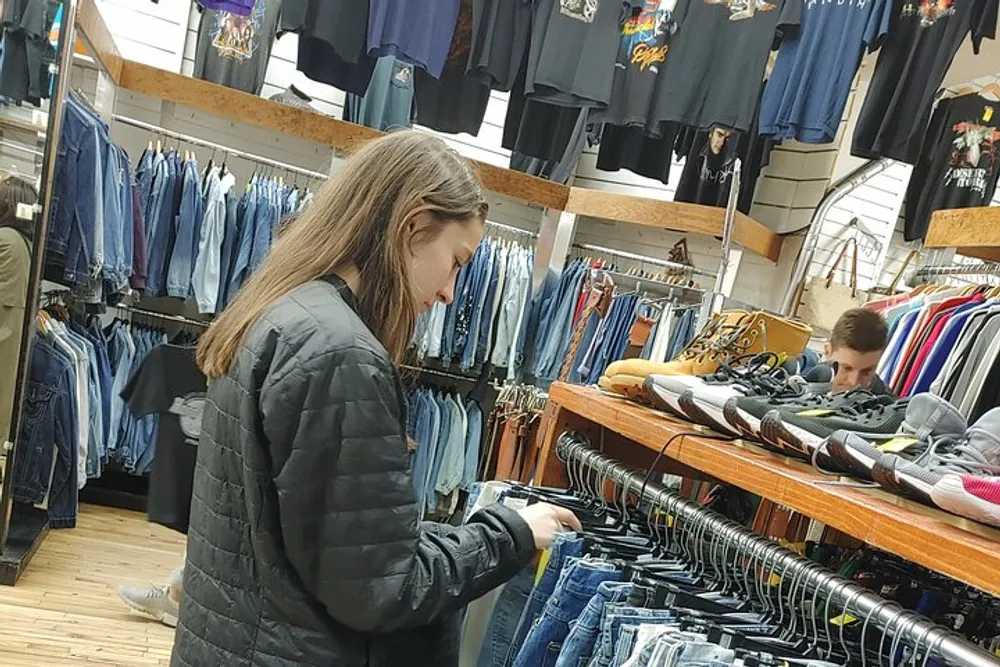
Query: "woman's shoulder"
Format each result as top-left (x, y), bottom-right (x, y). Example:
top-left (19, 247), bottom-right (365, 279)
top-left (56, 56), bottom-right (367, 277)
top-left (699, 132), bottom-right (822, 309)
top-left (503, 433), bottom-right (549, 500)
top-left (244, 280), bottom-right (391, 372)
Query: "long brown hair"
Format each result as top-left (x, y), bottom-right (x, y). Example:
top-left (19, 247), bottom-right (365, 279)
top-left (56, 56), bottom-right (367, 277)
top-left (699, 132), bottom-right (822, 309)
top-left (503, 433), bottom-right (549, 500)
top-left (197, 131), bottom-right (488, 378)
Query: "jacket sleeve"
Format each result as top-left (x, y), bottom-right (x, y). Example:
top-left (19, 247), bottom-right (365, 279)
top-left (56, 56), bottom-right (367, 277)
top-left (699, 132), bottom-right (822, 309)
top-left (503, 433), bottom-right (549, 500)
top-left (260, 345), bottom-right (535, 633)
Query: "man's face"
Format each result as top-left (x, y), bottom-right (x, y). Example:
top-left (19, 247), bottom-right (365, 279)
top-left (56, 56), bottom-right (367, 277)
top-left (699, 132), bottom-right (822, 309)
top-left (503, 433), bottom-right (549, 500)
top-left (709, 127), bottom-right (732, 155)
top-left (825, 344), bottom-right (884, 392)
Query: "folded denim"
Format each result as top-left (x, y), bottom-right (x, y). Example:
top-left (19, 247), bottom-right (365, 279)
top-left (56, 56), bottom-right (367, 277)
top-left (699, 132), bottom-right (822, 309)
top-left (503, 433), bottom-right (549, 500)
top-left (503, 533), bottom-right (585, 667)
top-left (653, 640), bottom-right (735, 667)
top-left (623, 629), bottom-right (707, 667)
top-left (512, 558), bottom-right (621, 667)
top-left (591, 605), bottom-right (677, 667)
top-left (554, 581), bottom-right (633, 667)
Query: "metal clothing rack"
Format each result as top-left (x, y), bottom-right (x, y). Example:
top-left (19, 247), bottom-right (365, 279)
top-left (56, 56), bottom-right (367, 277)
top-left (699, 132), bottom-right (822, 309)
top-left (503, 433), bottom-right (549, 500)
top-left (572, 243), bottom-right (716, 278)
top-left (555, 436), bottom-right (1000, 667)
top-left (485, 220), bottom-right (537, 239)
top-left (914, 262), bottom-right (1000, 279)
top-left (114, 303), bottom-right (210, 329)
top-left (110, 115), bottom-right (330, 181)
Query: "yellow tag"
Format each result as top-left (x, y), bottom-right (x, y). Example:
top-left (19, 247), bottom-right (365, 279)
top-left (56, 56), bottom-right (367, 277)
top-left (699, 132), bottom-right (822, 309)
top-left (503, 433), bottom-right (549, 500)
top-left (534, 548), bottom-right (551, 586)
top-left (796, 409), bottom-right (834, 417)
top-left (768, 573), bottom-right (782, 587)
top-left (830, 613), bottom-right (859, 627)
top-left (877, 437), bottom-right (919, 453)
top-left (985, 106), bottom-right (994, 122)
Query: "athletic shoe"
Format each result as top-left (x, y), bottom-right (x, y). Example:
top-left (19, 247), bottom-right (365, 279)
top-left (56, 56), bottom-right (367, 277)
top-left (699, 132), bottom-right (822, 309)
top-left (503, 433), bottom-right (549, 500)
top-left (645, 353), bottom-right (784, 420)
top-left (931, 474), bottom-right (1000, 527)
top-left (722, 363), bottom-right (835, 440)
top-left (118, 584), bottom-right (179, 627)
top-left (759, 394), bottom-right (903, 457)
top-left (825, 394), bottom-right (967, 481)
top-left (874, 407), bottom-right (1000, 503)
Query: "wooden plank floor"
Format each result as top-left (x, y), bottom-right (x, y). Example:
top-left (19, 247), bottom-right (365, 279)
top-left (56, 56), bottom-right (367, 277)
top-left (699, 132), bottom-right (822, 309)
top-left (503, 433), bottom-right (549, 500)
top-left (0, 504), bottom-right (186, 666)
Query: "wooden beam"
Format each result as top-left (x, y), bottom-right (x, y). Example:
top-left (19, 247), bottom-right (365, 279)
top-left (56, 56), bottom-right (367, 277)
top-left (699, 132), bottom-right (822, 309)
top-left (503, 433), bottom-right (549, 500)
top-left (925, 207), bottom-right (1000, 252)
top-left (565, 187), bottom-right (782, 262)
top-left (74, 0), bottom-right (123, 84)
top-left (543, 383), bottom-right (1000, 597)
top-left (117, 61), bottom-right (571, 211)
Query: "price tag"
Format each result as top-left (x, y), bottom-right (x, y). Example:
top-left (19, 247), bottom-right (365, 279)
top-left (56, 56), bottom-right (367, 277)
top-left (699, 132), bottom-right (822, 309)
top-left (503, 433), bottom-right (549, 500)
top-left (984, 106), bottom-right (995, 122)
top-left (15, 203), bottom-right (34, 221)
top-left (877, 437), bottom-right (919, 453)
top-left (830, 613), bottom-right (859, 627)
top-left (534, 548), bottom-right (551, 586)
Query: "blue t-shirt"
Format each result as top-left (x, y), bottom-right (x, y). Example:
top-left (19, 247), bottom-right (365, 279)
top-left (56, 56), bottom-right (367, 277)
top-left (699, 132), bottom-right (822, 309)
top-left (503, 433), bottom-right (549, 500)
top-left (367, 0), bottom-right (461, 78)
top-left (760, 0), bottom-right (893, 143)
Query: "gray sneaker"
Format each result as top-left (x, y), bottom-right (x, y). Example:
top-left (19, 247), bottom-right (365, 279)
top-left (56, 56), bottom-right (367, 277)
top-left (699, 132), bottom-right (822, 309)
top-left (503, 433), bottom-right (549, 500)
top-left (826, 393), bottom-right (968, 481)
top-left (118, 584), bottom-right (179, 627)
top-left (875, 405), bottom-right (1000, 502)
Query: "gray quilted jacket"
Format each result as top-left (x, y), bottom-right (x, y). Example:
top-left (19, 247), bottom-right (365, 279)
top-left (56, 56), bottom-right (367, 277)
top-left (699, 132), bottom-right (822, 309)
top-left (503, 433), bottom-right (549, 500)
top-left (171, 277), bottom-right (535, 667)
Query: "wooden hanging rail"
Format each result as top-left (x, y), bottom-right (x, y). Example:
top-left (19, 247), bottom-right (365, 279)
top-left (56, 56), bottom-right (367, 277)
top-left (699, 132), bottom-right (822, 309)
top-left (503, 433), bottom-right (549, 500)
top-left (535, 383), bottom-right (1000, 597)
top-left (925, 207), bottom-right (1000, 262)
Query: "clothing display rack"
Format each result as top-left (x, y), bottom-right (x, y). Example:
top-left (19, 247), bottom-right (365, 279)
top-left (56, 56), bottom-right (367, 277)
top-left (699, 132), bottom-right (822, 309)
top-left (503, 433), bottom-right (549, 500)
top-left (110, 115), bottom-right (331, 181)
top-left (555, 435), bottom-right (1000, 667)
top-left (572, 243), bottom-right (716, 278)
top-left (113, 303), bottom-right (211, 329)
top-left (485, 220), bottom-right (537, 238)
top-left (913, 262), bottom-right (1000, 279)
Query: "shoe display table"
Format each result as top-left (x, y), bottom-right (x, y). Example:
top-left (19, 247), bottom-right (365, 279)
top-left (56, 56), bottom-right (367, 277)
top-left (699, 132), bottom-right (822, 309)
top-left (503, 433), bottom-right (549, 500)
top-left (535, 382), bottom-right (1000, 597)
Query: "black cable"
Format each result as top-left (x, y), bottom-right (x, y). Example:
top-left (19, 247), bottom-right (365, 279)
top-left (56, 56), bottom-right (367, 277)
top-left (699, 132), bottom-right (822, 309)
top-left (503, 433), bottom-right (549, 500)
top-left (637, 429), bottom-right (738, 507)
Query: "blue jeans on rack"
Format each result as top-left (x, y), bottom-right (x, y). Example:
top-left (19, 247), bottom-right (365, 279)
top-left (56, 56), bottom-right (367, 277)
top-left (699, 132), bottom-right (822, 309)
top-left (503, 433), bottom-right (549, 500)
top-left (554, 582), bottom-right (633, 667)
top-left (477, 566), bottom-right (535, 667)
top-left (166, 160), bottom-right (202, 298)
top-left (504, 533), bottom-right (585, 667)
top-left (592, 605), bottom-right (677, 667)
top-left (144, 154), bottom-right (176, 296)
top-left (512, 558), bottom-right (621, 667)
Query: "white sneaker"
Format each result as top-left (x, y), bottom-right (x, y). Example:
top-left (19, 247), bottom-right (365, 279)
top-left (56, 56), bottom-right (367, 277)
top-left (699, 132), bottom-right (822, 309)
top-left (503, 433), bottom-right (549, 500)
top-left (118, 584), bottom-right (179, 627)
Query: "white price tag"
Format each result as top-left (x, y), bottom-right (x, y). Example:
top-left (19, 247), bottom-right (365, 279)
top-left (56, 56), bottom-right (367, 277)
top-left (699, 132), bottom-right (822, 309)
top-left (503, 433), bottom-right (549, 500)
top-left (15, 203), bottom-right (35, 221)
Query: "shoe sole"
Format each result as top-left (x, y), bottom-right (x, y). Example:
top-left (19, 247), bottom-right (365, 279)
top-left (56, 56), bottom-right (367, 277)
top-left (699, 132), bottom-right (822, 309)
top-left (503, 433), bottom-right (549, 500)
top-left (824, 436), bottom-right (880, 481)
top-left (118, 591), bottom-right (179, 628)
top-left (872, 456), bottom-right (940, 503)
top-left (931, 475), bottom-right (1000, 527)
top-left (759, 413), bottom-right (823, 457)
top-left (643, 378), bottom-right (690, 418)
top-left (682, 393), bottom-right (740, 436)
top-left (603, 374), bottom-right (654, 405)
top-left (723, 400), bottom-right (763, 440)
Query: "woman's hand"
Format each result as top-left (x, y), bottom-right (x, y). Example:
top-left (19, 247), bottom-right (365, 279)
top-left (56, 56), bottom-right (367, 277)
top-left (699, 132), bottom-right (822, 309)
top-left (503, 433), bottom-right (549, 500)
top-left (517, 503), bottom-right (583, 550)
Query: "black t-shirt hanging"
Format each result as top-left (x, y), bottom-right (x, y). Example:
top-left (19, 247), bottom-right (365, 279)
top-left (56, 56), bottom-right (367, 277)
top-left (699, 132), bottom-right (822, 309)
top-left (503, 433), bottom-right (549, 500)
top-left (649, 0), bottom-right (801, 132)
top-left (903, 94), bottom-right (1000, 241)
top-left (467, 0), bottom-right (533, 92)
top-left (851, 0), bottom-right (999, 164)
top-left (674, 126), bottom-right (744, 208)
top-left (594, 0), bottom-right (679, 127)
top-left (193, 0), bottom-right (282, 96)
top-left (286, 0), bottom-right (376, 97)
top-left (122, 345), bottom-right (206, 534)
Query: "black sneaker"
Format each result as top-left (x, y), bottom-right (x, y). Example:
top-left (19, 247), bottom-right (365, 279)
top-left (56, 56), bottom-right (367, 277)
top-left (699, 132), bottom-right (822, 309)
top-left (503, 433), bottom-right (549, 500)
top-left (759, 394), bottom-right (903, 457)
top-left (873, 406), bottom-right (1000, 503)
top-left (825, 394), bottom-right (967, 481)
top-left (722, 363), bottom-right (835, 440)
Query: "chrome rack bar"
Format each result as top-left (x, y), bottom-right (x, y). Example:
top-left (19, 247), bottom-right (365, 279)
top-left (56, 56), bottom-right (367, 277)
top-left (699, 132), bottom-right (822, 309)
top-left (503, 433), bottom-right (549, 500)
top-left (573, 243), bottom-right (716, 278)
top-left (915, 262), bottom-right (1000, 278)
top-left (110, 115), bottom-right (330, 181)
top-left (486, 220), bottom-right (537, 238)
top-left (115, 303), bottom-right (210, 329)
top-left (555, 436), bottom-right (1000, 667)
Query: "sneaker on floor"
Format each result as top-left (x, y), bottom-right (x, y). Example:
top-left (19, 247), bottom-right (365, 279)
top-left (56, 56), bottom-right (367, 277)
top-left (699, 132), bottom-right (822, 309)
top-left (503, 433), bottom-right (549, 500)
top-left (759, 394), bottom-right (902, 457)
top-left (874, 407), bottom-right (1000, 504)
top-left (825, 394), bottom-right (967, 481)
top-left (931, 474), bottom-right (1000, 527)
top-left (118, 584), bottom-right (179, 627)
top-left (721, 363), bottom-right (835, 440)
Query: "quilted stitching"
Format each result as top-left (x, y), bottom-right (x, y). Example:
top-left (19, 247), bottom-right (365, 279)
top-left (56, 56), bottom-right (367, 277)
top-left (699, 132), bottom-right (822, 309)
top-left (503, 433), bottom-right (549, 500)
top-left (171, 281), bottom-right (535, 666)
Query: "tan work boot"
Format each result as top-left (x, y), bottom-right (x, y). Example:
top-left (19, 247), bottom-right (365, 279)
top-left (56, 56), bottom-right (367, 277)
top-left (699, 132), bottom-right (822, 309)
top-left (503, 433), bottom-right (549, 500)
top-left (601, 311), bottom-right (811, 399)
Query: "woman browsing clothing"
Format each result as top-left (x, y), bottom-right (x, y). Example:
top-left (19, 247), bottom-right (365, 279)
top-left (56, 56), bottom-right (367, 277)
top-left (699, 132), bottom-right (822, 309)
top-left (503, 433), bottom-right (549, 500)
top-left (171, 131), bottom-right (579, 667)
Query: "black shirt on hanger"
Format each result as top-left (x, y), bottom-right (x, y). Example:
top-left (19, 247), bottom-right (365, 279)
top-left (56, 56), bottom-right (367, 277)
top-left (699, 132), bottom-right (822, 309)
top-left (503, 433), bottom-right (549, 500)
top-left (284, 0), bottom-right (376, 96)
top-left (851, 0), bottom-right (999, 164)
top-left (903, 93), bottom-right (1000, 241)
top-left (467, 0), bottom-right (533, 92)
top-left (193, 0), bottom-right (282, 96)
top-left (649, 0), bottom-right (801, 132)
top-left (122, 344), bottom-right (206, 535)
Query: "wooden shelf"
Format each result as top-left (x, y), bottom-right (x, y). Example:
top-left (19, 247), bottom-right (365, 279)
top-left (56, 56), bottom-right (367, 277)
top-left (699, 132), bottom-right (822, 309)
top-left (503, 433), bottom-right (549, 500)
top-left (536, 382), bottom-right (1000, 597)
top-left (112, 60), bottom-right (783, 260)
top-left (925, 208), bottom-right (1000, 261)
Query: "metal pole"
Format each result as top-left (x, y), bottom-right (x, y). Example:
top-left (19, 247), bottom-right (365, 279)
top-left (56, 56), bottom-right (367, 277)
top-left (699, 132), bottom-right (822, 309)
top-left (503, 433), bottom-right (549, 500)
top-left (779, 158), bottom-right (893, 315)
top-left (0, 0), bottom-right (80, 553)
top-left (555, 437), bottom-right (1000, 667)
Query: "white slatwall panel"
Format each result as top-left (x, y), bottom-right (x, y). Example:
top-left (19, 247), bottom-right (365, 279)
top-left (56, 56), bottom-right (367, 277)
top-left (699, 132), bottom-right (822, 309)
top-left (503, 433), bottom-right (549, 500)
top-left (94, 0), bottom-right (190, 72)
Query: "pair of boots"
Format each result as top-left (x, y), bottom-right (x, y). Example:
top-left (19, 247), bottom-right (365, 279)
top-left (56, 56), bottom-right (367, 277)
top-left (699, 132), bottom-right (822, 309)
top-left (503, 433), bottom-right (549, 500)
top-left (599, 310), bottom-right (812, 404)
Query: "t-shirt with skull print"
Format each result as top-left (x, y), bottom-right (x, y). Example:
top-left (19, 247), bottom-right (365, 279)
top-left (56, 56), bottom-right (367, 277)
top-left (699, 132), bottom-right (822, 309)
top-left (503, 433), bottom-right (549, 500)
top-left (122, 344), bottom-right (206, 534)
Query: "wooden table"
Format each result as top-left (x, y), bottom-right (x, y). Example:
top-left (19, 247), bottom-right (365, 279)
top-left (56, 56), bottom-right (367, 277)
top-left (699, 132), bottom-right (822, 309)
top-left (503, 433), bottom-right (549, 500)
top-left (535, 383), bottom-right (1000, 597)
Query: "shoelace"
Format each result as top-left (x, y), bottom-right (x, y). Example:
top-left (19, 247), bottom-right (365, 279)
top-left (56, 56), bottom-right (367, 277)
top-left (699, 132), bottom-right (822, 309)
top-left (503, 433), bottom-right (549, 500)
top-left (923, 435), bottom-right (1000, 476)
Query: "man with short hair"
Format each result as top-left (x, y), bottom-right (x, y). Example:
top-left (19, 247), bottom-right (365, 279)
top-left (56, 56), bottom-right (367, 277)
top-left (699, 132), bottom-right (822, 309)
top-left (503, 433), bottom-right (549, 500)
top-left (824, 307), bottom-right (890, 394)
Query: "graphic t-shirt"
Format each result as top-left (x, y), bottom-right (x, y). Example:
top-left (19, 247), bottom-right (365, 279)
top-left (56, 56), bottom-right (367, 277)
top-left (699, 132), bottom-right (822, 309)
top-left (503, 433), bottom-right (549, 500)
top-left (525, 0), bottom-right (643, 108)
top-left (193, 0), bottom-right (281, 95)
top-left (851, 0), bottom-right (999, 164)
top-left (597, 0), bottom-right (679, 126)
top-left (675, 126), bottom-right (744, 205)
top-left (122, 344), bottom-right (206, 534)
top-left (367, 0), bottom-right (462, 79)
top-left (904, 94), bottom-right (1000, 241)
top-left (760, 0), bottom-right (893, 143)
top-left (649, 0), bottom-right (801, 131)
top-left (468, 0), bottom-right (533, 92)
